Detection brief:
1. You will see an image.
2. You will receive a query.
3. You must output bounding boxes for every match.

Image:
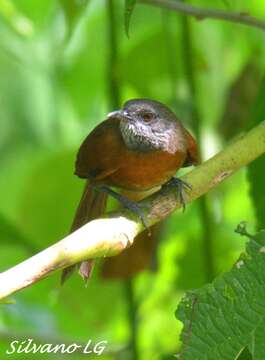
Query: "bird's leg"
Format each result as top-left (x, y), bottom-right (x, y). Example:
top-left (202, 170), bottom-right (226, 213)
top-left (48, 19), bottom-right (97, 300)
top-left (91, 184), bottom-right (149, 230)
top-left (162, 177), bottom-right (192, 211)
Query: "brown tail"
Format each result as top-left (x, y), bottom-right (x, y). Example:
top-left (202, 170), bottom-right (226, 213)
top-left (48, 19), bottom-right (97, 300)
top-left (101, 189), bottom-right (163, 279)
top-left (101, 223), bottom-right (163, 279)
top-left (61, 181), bottom-right (107, 284)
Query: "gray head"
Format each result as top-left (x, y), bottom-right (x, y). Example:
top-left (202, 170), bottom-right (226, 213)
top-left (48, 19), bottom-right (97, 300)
top-left (107, 99), bottom-right (184, 153)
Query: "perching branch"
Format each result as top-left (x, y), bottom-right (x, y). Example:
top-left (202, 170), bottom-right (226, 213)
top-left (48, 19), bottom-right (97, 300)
top-left (140, 0), bottom-right (265, 32)
top-left (0, 120), bottom-right (265, 300)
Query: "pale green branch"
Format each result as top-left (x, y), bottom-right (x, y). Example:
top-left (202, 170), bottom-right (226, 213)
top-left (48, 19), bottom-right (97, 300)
top-left (0, 120), bottom-right (265, 300)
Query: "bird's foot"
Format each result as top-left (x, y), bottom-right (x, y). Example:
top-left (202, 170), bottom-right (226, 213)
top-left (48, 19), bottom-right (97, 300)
top-left (119, 196), bottom-right (149, 229)
top-left (94, 185), bottom-right (149, 231)
top-left (162, 177), bottom-right (192, 211)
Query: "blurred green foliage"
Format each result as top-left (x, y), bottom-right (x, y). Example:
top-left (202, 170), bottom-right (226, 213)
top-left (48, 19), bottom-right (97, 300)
top-left (247, 76), bottom-right (265, 230)
top-left (0, 0), bottom-right (264, 359)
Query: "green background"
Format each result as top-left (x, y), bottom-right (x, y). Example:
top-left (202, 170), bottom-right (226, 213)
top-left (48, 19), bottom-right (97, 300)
top-left (0, 0), bottom-right (264, 359)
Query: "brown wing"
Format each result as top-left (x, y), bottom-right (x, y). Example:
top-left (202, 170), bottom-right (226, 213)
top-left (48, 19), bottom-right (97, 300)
top-left (75, 118), bottom-right (122, 181)
top-left (182, 129), bottom-right (200, 167)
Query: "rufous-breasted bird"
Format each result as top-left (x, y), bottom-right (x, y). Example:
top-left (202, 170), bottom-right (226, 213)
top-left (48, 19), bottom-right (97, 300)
top-left (61, 99), bottom-right (198, 283)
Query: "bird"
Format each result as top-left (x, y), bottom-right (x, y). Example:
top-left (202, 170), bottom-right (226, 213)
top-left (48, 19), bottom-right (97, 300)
top-left (61, 99), bottom-right (198, 284)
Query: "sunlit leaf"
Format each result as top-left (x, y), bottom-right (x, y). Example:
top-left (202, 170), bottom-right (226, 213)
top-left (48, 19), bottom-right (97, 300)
top-left (0, 0), bottom-right (34, 37)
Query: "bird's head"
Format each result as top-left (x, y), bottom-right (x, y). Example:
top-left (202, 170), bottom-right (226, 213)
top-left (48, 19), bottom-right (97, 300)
top-left (107, 99), bottom-right (181, 152)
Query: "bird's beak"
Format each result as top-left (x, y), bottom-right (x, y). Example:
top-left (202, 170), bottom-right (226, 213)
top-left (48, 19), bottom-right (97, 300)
top-left (107, 110), bottom-right (132, 121)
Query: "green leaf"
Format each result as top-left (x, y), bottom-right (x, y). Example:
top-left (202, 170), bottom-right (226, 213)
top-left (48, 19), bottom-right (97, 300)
top-left (237, 347), bottom-right (252, 360)
top-left (0, 0), bottom-right (34, 37)
top-left (247, 76), bottom-right (265, 229)
top-left (176, 229), bottom-right (265, 360)
top-left (124, 0), bottom-right (136, 37)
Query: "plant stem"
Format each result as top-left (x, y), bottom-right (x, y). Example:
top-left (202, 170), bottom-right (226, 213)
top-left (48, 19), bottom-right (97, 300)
top-left (161, 10), bottom-right (178, 106)
top-left (180, 13), bottom-right (215, 281)
top-left (106, 2), bottom-right (139, 359)
top-left (141, 0), bottom-right (265, 32)
top-left (125, 280), bottom-right (139, 360)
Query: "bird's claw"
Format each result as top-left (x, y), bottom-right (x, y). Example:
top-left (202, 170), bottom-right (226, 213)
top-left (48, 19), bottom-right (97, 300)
top-left (162, 177), bottom-right (192, 211)
top-left (123, 200), bottom-right (150, 232)
top-left (95, 185), bottom-right (150, 234)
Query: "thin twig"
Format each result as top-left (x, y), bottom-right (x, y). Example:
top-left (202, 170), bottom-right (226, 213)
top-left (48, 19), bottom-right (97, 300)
top-left (141, 0), bottom-right (265, 32)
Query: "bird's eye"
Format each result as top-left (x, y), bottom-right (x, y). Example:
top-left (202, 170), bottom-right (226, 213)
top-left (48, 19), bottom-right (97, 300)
top-left (142, 112), bottom-right (154, 122)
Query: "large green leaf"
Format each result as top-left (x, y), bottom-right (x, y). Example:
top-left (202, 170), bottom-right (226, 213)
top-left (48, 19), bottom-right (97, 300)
top-left (176, 228), bottom-right (265, 359)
